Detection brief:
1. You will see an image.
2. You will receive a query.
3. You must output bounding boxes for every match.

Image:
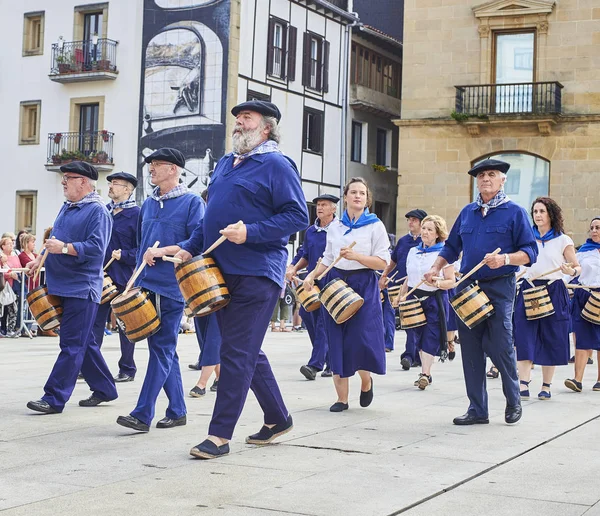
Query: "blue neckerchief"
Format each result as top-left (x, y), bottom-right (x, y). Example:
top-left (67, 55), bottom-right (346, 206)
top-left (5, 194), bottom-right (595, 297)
top-left (533, 226), bottom-right (559, 247)
top-left (107, 198), bottom-right (137, 213)
top-left (579, 238), bottom-right (600, 253)
top-left (233, 140), bottom-right (281, 161)
top-left (341, 208), bottom-right (379, 235)
top-left (314, 216), bottom-right (335, 233)
top-left (416, 241), bottom-right (444, 254)
top-left (475, 190), bottom-right (509, 217)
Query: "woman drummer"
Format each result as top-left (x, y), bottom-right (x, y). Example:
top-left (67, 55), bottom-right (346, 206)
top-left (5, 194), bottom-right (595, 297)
top-left (565, 216), bottom-right (600, 392)
top-left (304, 177), bottom-right (390, 412)
top-left (399, 215), bottom-right (455, 390)
top-left (514, 197), bottom-right (580, 400)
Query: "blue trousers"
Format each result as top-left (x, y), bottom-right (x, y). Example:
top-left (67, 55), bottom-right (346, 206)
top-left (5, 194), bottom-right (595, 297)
top-left (130, 294), bottom-right (185, 426)
top-left (456, 276), bottom-right (520, 418)
top-left (42, 297), bottom-right (117, 411)
top-left (382, 290), bottom-right (396, 350)
top-left (194, 313), bottom-right (221, 366)
top-left (94, 284), bottom-right (136, 377)
top-left (400, 333), bottom-right (421, 366)
top-left (301, 305), bottom-right (329, 370)
top-left (210, 275), bottom-right (289, 440)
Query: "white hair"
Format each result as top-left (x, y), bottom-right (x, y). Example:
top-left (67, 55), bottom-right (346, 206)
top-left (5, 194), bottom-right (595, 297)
top-left (262, 116), bottom-right (281, 143)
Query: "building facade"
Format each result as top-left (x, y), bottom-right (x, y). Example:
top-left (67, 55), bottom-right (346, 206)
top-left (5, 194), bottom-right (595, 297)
top-left (396, 0), bottom-right (600, 243)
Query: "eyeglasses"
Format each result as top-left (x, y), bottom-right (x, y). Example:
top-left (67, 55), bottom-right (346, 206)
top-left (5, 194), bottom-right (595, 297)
top-left (108, 181), bottom-right (129, 187)
top-left (61, 175), bottom-right (84, 184)
top-left (149, 160), bottom-right (173, 168)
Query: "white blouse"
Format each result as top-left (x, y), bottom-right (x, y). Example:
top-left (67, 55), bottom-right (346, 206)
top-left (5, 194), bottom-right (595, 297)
top-left (322, 219), bottom-right (391, 271)
top-left (525, 234), bottom-right (574, 280)
top-left (577, 249), bottom-right (600, 287)
top-left (406, 247), bottom-right (440, 292)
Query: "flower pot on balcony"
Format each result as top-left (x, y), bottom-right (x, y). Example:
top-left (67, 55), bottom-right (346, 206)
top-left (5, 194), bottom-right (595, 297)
top-left (97, 59), bottom-right (111, 71)
top-left (58, 63), bottom-right (71, 74)
top-left (101, 131), bottom-right (110, 143)
top-left (52, 155), bottom-right (61, 165)
top-left (96, 151), bottom-right (109, 164)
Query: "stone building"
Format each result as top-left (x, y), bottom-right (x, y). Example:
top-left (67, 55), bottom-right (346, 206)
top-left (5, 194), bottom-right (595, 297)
top-left (396, 0), bottom-right (600, 243)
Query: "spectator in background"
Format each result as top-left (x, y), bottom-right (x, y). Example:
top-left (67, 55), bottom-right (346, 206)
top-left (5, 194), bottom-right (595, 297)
top-left (0, 236), bottom-right (21, 337)
top-left (19, 233), bottom-right (39, 291)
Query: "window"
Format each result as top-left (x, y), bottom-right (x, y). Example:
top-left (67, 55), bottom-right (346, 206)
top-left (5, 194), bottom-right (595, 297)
top-left (302, 33), bottom-right (330, 93)
top-left (351, 43), bottom-right (401, 99)
top-left (16, 191), bottom-right (37, 234)
top-left (23, 12), bottom-right (44, 56)
top-left (351, 121), bottom-right (363, 162)
top-left (247, 90), bottom-right (271, 102)
top-left (376, 129), bottom-right (388, 166)
top-left (303, 108), bottom-right (324, 154)
top-left (267, 17), bottom-right (297, 81)
top-left (19, 101), bottom-right (41, 145)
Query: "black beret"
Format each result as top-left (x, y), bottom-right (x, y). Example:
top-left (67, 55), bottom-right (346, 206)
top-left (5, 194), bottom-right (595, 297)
top-left (313, 194), bottom-right (340, 204)
top-left (468, 158), bottom-right (510, 177)
top-left (60, 161), bottom-right (98, 180)
top-left (231, 101), bottom-right (282, 123)
top-left (144, 147), bottom-right (186, 168)
top-left (405, 209), bottom-right (428, 220)
top-left (107, 171), bottom-right (138, 188)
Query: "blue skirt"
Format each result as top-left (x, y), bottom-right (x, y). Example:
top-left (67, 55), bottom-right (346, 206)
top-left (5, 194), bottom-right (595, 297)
top-left (572, 288), bottom-right (600, 350)
top-left (323, 268), bottom-right (386, 378)
top-left (446, 287), bottom-right (458, 331)
top-left (194, 313), bottom-right (222, 366)
top-left (514, 280), bottom-right (570, 365)
top-left (405, 290), bottom-right (448, 356)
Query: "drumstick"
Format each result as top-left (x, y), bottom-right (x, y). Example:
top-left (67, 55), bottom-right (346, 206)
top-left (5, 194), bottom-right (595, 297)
top-left (293, 258), bottom-right (322, 284)
top-left (123, 241), bottom-right (160, 295)
top-left (454, 248), bottom-right (502, 289)
top-left (386, 274), bottom-right (406, 285)
top-left (516, 269), bottom-right (527, 280)
top-left (33, 238), bottom-right (54, 283)
top-left (565, 284), bottom-right (590, 290)
top-left (203, 220), bottom-right (244, 255)
top-left (530, 263), bottom-right (572, 282)
top-left (103, 256), bottom-right (116, 271)
top-left (162, 256), bottom-right (183, 264)
top-left (400, 279), bottom-right (426, 302)
top-left (316, 242), bottom-right (357, 281)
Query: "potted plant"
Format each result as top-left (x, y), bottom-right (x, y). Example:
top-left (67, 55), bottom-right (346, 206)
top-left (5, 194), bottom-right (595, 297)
top-left (101, 130), bottom-right (110, 142)
top-left (56, 52), bottom-right (73, 73)
top-left (96, 151), bottom-right (109, 164)
top-left (97, 59), bottom-right (111, 71)
top-left (89, 151), bottom-right (98, 163)
top-left (371, 164), bottom-right (388, 173)
top-left (51, 154), bottom-right (61, 165)
top-left (53, 133), bottom-right (62, 144)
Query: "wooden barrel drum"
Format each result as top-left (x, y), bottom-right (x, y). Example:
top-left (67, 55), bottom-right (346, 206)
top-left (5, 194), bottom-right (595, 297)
top-left (175, 256), bottom-right (230, 317)
top-left (296, 283), bottom-right (321, 312)
top-left (522, 285), bottom-right (555, 320)
top-left (319, 278), bottom-right (364, 324)
top-left (110, 288), bottom-right (160, 342)
top-left (398, 298), bottom-right (426, 329)
top-left (450, 283), bottom-right (495, 329)
top-left (101, 273), bottom-right (119, 305)
top-left (582, 290), bottom-right (600, 325)
top-left (26, 285), bottom-right (62, 331)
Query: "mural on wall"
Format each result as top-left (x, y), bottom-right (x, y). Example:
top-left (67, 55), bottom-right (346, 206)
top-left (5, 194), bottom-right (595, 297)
top-left (137, 0), bottom-right (230, 200)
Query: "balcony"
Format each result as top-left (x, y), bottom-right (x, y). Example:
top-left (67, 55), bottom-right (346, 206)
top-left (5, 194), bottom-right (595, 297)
top-left (45, 131), bottom-right (114, 172)
top-left (49, 39), bottom-right (118, 83)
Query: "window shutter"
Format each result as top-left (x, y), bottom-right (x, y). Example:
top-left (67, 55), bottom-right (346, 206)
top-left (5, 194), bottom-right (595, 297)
top-left (266, 18), bottom-right (275, 76)
top-left (302, 32), bottom-right (311, 87)
top-left (315, 112), bottom-right (323, 153)
top-left (322, 40), bottom-right (330, 93)
top-left (316, 38), bottom-right (323, 91)
top-left (287, 25), bottom-right (297, 81)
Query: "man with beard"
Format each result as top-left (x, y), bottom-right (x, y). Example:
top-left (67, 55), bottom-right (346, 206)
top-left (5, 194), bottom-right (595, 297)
top-left (174, 100), bottom-right (309, 459)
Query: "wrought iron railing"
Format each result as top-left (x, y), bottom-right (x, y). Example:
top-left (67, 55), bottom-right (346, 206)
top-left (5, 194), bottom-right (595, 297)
top-left (454, 81), bottom-right (563, 116)
top-left (325, 0), bottom-right (349, 9)
top-left (47, 131), bottom-right (114, 166)
top-left (50, 38), bottom-right (118, 74)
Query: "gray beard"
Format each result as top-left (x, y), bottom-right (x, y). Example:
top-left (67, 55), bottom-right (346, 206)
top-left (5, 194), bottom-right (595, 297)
top-left (232, 127), bottom-right (265, 155)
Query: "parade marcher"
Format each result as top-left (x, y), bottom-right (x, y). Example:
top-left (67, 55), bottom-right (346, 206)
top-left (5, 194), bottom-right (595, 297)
top-left (424, 158), bottom-right (538, 426)
top-left (514, 197), bottom-right (579, 400)
top-left (175, 100), bottom-right (309, 459)
top-left (445, 258), bottom-right (461, 361)
top-left (380, 234), bottom-right (398, 353)
top-left (565, 217), bottom-right (600, 392)
top-left (380, 209), bottom-right (427, 369)
top-left (304, 177), bottom-right (390, 412)
top-left (189, 313), bottom-right (221, 397)
top-left (400, 215), bottom-right (455, 390)
top-left (286, 194), bottom-right (338, 380)
top-left (26, 162), bottom-right (118, 414)
top-left (116, 148), bottom-right (204, 432)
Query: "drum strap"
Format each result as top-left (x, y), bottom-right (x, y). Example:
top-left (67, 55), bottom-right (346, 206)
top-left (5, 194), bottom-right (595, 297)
top-left (433, 290), bottom-right (448, 362)
top-left (155, 293), bottom-right (162, 321)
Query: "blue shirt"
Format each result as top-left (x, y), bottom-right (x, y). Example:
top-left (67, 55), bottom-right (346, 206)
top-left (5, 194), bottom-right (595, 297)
top-left (104, 205), bottom-right (140, 287)
top-left (291, 244), bottom-right (304, 266)
top-left (135, 192), bottom-right (205, 301)
top-left (440, 200), bottom-right (538, 280)
top-left (182, 152), bottom-right (309, 288)
top-left (46, 201), bottom-right (112, 303)
top-left (300, 218), bottom-right (333, 272)
top-left (391, 233), bottom-right (421, 278)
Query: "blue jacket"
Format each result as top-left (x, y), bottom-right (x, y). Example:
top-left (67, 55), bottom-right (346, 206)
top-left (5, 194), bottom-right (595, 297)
top-left (300, 219), bottom-right (331, 273)
top-left (391, 233), bottom-right (421, 278)
top-left (46, 201), bottom-right (112, 303)
top-left (135, 192), bottom-right (205, 301)
top-left (104, 205), bottom-right (140, 287)
top-left (182, 152), bottom-right (309, 288)
top-left (440, 200), bottom-right (538, 280)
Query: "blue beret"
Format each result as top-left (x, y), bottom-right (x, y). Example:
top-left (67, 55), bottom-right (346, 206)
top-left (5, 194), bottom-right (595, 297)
top-left (231, 101), bottom-right (281, 123)
top-left (405, 209), bottom-right (428, 220)
top-left (60, 161), bottom-right (98, 180)
top-left (107, 171), bottom-right (138, 188)
top-left (313, 194), bottom-right (340, 204)
top-left (144, 147), bottom-right (186, 168)
top-left (468, 158), bottom-right (510, 177)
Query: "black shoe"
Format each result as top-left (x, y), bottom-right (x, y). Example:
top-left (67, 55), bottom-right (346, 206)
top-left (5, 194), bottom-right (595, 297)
top-left (564, 378), bottom-right (583, 392)
top-left (77, 373), bottom-right (85, 381)
top-left (359, 378), bottom-right (374, 407)
top-left (505, 404), bottom-right (522, 425)
top-left (188, 362), bottom-right (201, 370)
top-left (190, 439), bottom-right (230, 459)
top-left (453, 412), bottom-right (489, 425)
top-left (448, 351), bottom-right (456, 361)
top-left (116, 415), bottom-right (149, 432)
top-left (385, 348), bottom-right (393, 353)
top-left (27, 399), bottom-right (59, 414)
top-left (401, 358), bottom-right (411, 370)
top-left (156, 415), bottom-right (187, 428)
top-left (189, 386), bottom-right (206, 398)
top-left (588, 357), bottom-right (594, 365)
top-left (300, 365), bottom-right (319, 381)
top-left (114, 372), bottom-right (134, 383)
top-left (246, 415), bottom-right (293, 444)
top-left (79, 395), bottom-right (112, 407)
top-left (330, 402), bottom-right (349, 412)
top-left (568, 355), bottom-right (575, 364)
top-left (210, 379), bottom-right (219, 392)
top-left (321, 369), bottom-right (333, 377)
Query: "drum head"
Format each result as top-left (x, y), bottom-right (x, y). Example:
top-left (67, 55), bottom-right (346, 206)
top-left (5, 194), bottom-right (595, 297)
top-left (111, 287), bottom-right (142, 307)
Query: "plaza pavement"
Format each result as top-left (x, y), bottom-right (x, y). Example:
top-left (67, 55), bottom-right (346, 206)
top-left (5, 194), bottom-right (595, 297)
top-left (2, 329), bottom-right (600, 516)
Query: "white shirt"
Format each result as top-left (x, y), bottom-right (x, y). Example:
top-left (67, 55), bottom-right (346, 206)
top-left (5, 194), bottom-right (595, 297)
top-left (577, 249), bottom-right (600, 287)
top-left (406, 247), bottom-right (441, 292)
top-left (524, 234), bottom-right (574, 280)
top-left (322, 219), bottom-right (391, 271)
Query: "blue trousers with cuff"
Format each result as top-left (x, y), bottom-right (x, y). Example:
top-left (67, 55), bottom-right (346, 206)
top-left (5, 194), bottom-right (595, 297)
top-left (382, 290), bottom-right (396, 350)
top-left (301, 305), bottom-right (329, 370)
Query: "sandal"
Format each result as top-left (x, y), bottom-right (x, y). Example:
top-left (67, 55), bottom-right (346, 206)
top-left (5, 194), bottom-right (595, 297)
top-left (538, 382), bottom-right (551, 400)
top-left (271, 327), bottom-right (281, 332)
top-left (486, 366), bottom-right (499, 379)
top-left (520, 379), bottom-right (531, 399)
